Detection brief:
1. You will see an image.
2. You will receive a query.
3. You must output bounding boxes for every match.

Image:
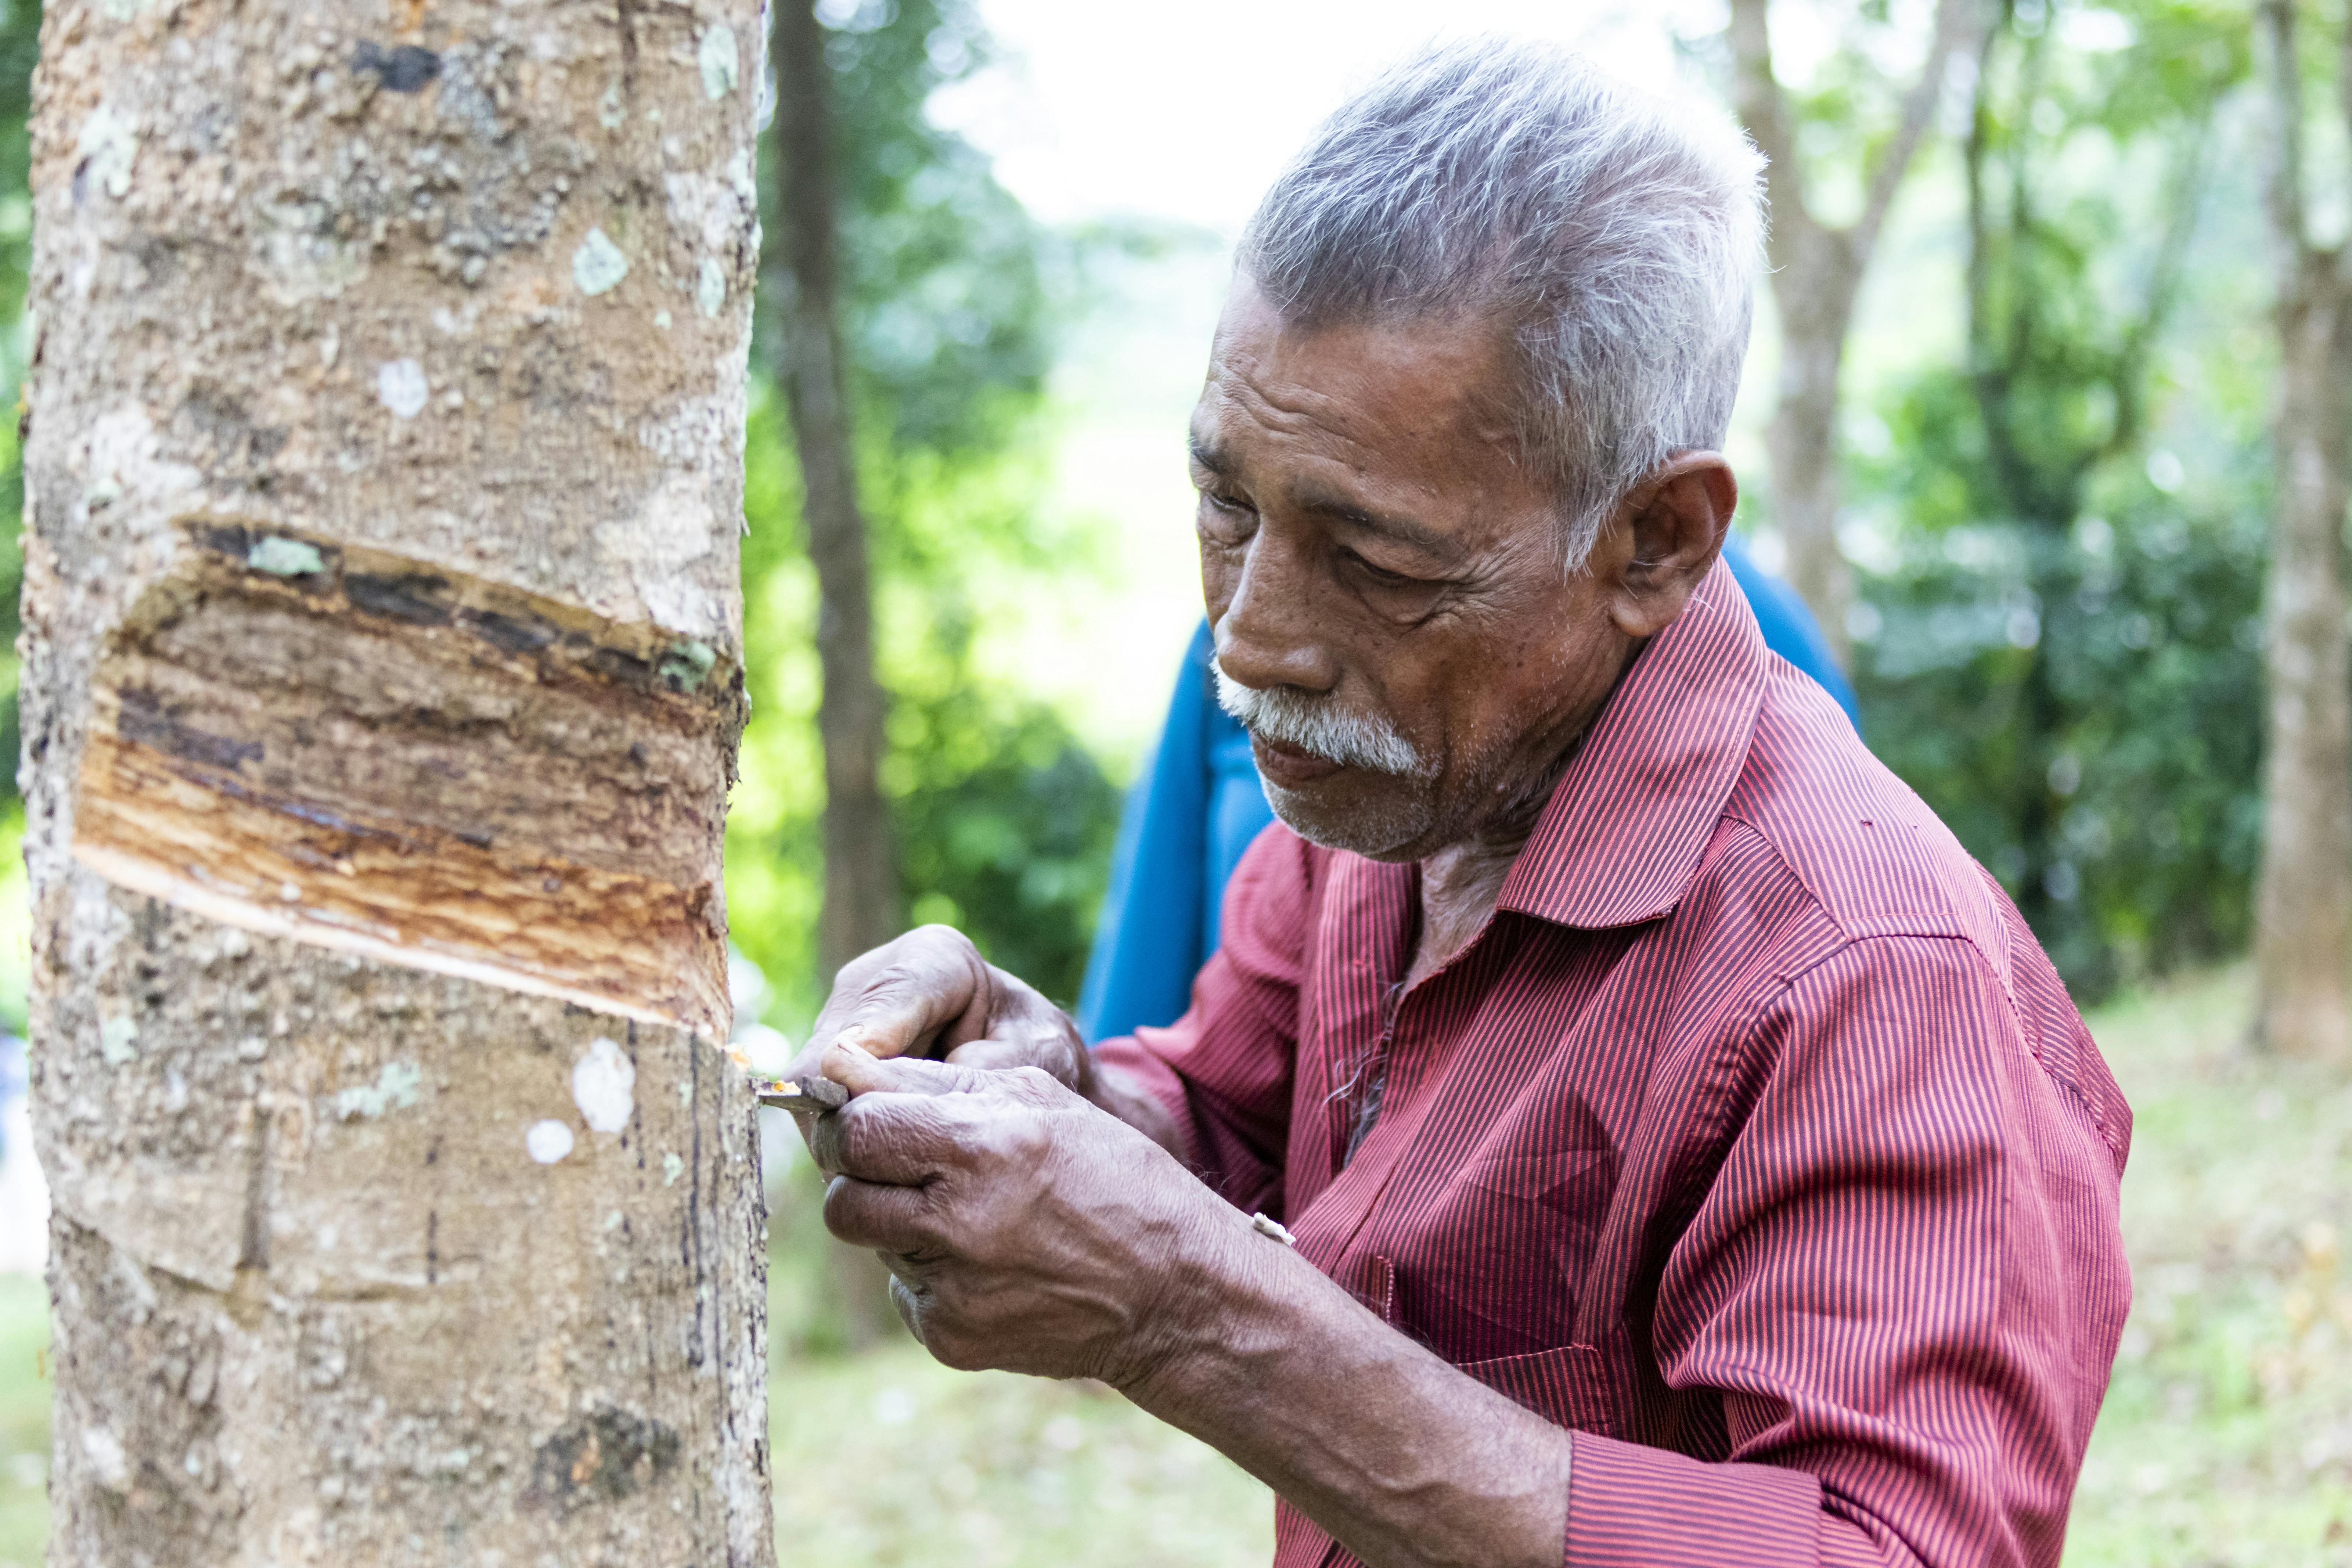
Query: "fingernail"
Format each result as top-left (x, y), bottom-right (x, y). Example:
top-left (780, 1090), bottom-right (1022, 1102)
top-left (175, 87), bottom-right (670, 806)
top-left (833, 1035), bottom-right (875, 1061)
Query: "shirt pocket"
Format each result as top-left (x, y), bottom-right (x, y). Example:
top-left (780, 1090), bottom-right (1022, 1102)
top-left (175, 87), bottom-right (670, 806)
top-left (1454, 1342), bottom-right (1618, 1439)
top-left (1397, 1145), bottom-right (1615, 1362)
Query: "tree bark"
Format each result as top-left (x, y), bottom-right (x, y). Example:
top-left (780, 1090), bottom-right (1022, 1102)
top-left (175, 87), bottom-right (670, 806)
top-left (2253, 0), bottom-right (2352, 1061)
top-left (1729, 0), bottom-right (1973, 668)
top-left (24, 0), bottom-right (777, 1560)
top-left (771, 0), bottom-right (896, 983)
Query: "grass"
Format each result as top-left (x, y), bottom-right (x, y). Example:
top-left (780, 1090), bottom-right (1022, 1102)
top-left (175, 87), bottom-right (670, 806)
top-left (1, 966), bottom-right (2346, 1564)
top-left (0, 1273), bottom-right (47, 1568)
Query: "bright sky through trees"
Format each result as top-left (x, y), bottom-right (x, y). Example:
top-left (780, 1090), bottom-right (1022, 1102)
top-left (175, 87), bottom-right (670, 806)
top-left (941, 1), bottom-right (1721, 235)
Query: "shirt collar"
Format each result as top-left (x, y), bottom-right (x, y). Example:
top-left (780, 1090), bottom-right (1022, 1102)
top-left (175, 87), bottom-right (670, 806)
top-left (1495, 556), bottom-right (1766, 930)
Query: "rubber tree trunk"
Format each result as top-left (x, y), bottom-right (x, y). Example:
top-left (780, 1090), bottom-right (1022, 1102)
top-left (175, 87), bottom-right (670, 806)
top-left (769, 0), bottom-right (903, 1348)
top-left (2253, 0), bottom-right (2352, 1061)
top-left (24, 0), bottom-right (777, 1560)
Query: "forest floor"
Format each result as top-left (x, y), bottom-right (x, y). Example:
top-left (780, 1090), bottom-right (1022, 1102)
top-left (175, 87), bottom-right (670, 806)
top-left (0, 965), bottom-right (2347, 1567)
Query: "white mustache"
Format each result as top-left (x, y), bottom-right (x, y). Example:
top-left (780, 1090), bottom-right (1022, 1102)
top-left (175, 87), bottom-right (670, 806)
top-left (1212, 662), bottom-right (1429, 778)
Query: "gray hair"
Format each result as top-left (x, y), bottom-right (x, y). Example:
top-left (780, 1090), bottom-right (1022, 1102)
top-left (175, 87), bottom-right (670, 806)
top-left (1239, 39), bottom-right (1765, 566)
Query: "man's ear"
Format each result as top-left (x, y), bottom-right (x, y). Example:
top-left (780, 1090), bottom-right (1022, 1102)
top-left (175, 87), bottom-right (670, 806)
top-left (1606, 452), bottom-right (1736, 640)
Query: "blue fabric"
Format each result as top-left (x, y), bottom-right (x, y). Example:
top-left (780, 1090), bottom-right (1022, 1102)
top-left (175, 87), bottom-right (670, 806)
top-left (1074, 534), bottom-right (1858, 1042)
top-left (1719, 535), bottom-right (1859, 727)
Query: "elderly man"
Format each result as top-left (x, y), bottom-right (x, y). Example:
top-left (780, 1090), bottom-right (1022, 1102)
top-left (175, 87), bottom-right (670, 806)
top-left (788, 40), bottom-right (2130, 1568)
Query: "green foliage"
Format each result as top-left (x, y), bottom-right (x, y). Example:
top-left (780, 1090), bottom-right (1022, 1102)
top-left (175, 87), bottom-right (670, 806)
top-left (1843, 0), bottom-right (2259, 1001)
top-left (730, 0), bottom-right (1118, 1028)
top-left (0, 0), bottom-right (39, 800)
top-left (1854, 495), bottom-right (2267, 987)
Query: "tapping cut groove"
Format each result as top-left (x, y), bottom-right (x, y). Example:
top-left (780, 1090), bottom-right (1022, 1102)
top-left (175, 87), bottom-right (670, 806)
top-left (71, 520), bottom-right (741, 1034)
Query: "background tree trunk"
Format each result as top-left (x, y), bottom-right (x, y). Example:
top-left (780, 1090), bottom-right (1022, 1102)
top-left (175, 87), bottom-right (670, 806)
top-left (772, 0), bottom-right (897, 983)
top-left (769, 0), bottom-right (903, 1348)
top-left (1730, 0), bottom-right (1973, 668)
top-left (2253, 0), bottom-right (2352, 1061)
top-left (23, 0), bottom-right (776, 1559)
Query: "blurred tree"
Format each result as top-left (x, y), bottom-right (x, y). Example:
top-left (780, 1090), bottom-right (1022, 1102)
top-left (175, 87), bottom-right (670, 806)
top-left (773, 0), bottom-right (897, 983)
top-left (0, 0), bottom-right (41, 808)
top-left (1850, 0), bottom-right (2254, 998)
top-left (2251, 0), bottom-right (2351, 1062)
top-left (1729, 0), bottom-right (1979, 666)
top-left (740, 0), bottom-right (1116, 1044)
top-left (748, 0), bottom-right (1120, 1351)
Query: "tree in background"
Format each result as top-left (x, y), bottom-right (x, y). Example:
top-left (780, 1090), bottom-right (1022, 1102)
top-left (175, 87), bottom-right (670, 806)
top-left (25, 0), bottom-right (771, 1555)
top-left (737, 0), bottom-right (1116, 1045)
top-left (1850, 0), bottom-right (2257, 999)
top-left (2252, 0), bottom-right (2351, 1062)
top-left (774, 0), bottom-right (898, 983)
top-left (1729, 0), bottom-right (1978, 666)
top-left (747, 0), bottom-right (1120, 1352)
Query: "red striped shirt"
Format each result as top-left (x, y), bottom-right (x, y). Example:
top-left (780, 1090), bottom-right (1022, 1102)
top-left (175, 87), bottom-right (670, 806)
top-left (1094, 560), bottom-right (2132, 1568)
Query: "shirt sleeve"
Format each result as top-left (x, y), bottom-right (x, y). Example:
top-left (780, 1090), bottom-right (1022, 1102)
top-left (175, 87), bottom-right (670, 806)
top-left (1564, 933), bottom-right (2131, 1568)
top-left (1090, 823), bottom-right (1315, 1219)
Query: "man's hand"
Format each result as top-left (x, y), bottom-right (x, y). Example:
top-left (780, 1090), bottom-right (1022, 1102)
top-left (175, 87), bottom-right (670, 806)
top-left (808, 1040), bottom-right (1250, 1386)
top-left (784, 924), bottom-right (1092, 1093)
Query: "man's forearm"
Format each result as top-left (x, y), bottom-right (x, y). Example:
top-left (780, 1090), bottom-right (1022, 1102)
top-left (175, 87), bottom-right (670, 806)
top-left (1120, 1217), bottom-right (1574, 1568)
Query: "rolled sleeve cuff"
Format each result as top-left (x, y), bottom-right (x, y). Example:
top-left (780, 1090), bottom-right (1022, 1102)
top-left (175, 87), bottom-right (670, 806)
top-left (1567, 1430), bottom-right (1851, 1568)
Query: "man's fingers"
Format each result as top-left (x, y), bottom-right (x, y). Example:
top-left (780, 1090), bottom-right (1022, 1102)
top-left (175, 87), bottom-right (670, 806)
top-left (822, 1174), bottom-right (940, 1254)
top-left (807, 927), bottom-right (994, 1064)
top-left (820, 1039), bottom-right (1010, 1098)
top-left (807, 1088), bottom-right (974, 1185)
top-left (942, 1038), bottom-right (1037, 1072)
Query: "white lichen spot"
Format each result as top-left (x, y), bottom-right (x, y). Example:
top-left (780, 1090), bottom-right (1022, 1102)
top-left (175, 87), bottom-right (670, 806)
top-left (248, 536), bottom-right (324, 576)
top-left (526, 1119), bottom-right (575, 1164)
top-left (599, 80), bottom-right (627, 130)
top-left (698, 24), bottom-right (740, 99)
top-left (657, 639), bottom-right (716, 691)
top-left (332, 1061), bottom-right (422, 1120)
top-left (81, 1427), bottom-right (130, 1493)
top-left (678, 1076), bottom-right (694, 1107)
top-left (377, 358), bottom-right (429, 419)
top-left (654, 308), bottom-right (673, 331)
top-left (662, 1152), bottom-right (685, 1187)
top-left (572, 1036), bottom-right (635, 1134)
top-left (697, 257), bottom-right (727, 318)
top-left (75, 105), bottom-right (138, 201)
top-left (572, 228), bottom-right (629, 296)
top-left (100, 0), bottom-right (147, 19)
top-left (98, 1014), bottom-right (138, 1066)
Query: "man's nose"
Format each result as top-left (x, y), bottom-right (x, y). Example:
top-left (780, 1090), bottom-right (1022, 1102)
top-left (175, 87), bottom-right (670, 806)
top-left (1211, 529), bottom-right (1338, 696)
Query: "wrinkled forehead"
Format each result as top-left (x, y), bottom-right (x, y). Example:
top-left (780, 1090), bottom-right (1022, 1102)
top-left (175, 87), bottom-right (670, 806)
top-left (1194, 277), bottom-right (1528, 486)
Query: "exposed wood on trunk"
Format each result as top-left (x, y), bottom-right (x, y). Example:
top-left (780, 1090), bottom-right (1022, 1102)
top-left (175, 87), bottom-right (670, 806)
top-left (772, 0), bottom-right (898, 981)
top-left (2253, 0), bottom-right (2352, 1061)
top-left (1729, 0), bottom-right (1974, 667)
top-left (23, 0), bottom-right (777, 1558)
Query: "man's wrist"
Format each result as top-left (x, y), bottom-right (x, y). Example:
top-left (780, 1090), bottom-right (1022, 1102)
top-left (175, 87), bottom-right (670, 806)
top-left (1113, 1194), bottom-right (1299, 1414)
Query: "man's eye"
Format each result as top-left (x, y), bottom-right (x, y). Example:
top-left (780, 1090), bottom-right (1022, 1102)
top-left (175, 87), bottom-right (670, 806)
top-left (1343, 550), bottom-right (1417, 587)
top-left (1203, 490), bottom-right (1251, 516)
